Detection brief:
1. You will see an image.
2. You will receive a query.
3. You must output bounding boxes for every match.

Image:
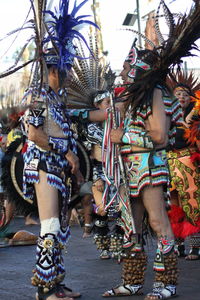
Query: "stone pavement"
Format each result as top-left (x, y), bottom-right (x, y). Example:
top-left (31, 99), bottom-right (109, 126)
top-left (0, 217), bottom-right (199, 300)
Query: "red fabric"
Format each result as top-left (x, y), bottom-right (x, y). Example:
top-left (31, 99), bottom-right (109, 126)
top-left (21, 142), bottom-right (28, 154)
top-left (114, 87), bottom-right (126, 97)
top-left (190, 152), bottom-right (200, 163)
top-left (168, 205), bottom-right (200, 239)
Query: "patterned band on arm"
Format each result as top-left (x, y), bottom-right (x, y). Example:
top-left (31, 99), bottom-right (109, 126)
top-left (121, 131), bottom-right (154, 149)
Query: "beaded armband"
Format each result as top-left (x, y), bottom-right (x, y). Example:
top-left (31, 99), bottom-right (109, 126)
top-left (29, 108), bottom-right (45, 128)
top-left (68, 109), bottom-right (90, 123)
top-left (48, 136), bottom-right (69, 155)
top-left (121, 131), bottom-right (154, 149)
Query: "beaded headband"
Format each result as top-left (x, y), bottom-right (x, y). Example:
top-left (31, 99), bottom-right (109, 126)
top-left (94, 91), bottom-right (111, 104)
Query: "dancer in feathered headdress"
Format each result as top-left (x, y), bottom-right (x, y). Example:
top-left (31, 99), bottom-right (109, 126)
top-left (0, 1), bottom-right (98, 299)
top-left (166, 70), bottom-right (200, 260)
top-left (103, 1), bottom-right (200, 299)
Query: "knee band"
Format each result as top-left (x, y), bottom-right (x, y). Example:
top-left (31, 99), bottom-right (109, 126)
top-left (40, 217), bottom-right (60, 236)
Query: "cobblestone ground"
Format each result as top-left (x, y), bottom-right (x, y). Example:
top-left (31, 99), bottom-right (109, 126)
top-left (0, 217), bottom-right (199, 300)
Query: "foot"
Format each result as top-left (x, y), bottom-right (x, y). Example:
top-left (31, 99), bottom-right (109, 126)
top-left (82, 231), bottom-right (92, 238)
top-left (144, 282), bottom-right (176, 300)
top-left (36, 292), bottom-right (74, 300)
top-left (102, 284), bottom-right (143, 297)
top-left (59, 285), bottom-right (81, 298)
top-left (25, 214), bottom-right (39, 225)
top-left (100, 249), bottom-right (110, 260)
top-left (82, 225), bottom-right (92, 238)
top-left (185, 247), bottom-right (200, 260)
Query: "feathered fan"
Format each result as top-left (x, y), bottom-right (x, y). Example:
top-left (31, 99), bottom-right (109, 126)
top-left (65, 31), bottom-right (114, 108)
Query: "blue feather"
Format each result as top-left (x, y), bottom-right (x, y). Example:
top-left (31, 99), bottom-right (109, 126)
top-left (43, 0), bottom-right (98, 70)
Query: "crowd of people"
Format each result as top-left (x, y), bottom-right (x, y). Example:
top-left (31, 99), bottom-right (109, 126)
top-left (0, 1), bottom-right (200, 300)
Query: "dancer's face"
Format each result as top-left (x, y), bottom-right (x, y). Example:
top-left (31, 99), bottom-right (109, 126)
top-left (95, 97), bottom-right (111, 110)
top-left (174, 89), bottom-right (190, 109)
top-left (120, 62), bottom-right (133, 83)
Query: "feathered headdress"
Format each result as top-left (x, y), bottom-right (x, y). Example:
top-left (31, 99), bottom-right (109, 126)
top-left (43, 0), bottom-right (98, 70)
top-left (184, 90), bottom-right (200, 147)
top-left (66, 30), bottom-right (115, 108)
top-left (166, 70), bottom-right (200, 95)
top-left (0, 0), bottom-right (98, 90)
top-left (122, 0), bottom-right (200, 116)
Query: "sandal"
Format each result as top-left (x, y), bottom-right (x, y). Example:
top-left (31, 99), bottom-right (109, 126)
top-left (144, 282), bottom-right (177, 300)
top-left (36, 286), bottom-right (74, 300)
top-left (185, 247), bottom-right (200, 260)
top-left (58, 284), bottom-right (81, 298)
top-left (102, 284), bottom-right (143, 297)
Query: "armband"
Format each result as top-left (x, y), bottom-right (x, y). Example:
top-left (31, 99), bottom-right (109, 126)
top-left (48, 136), bottom-right (69, 155)
top-left (68, 109), bottom-right (90, 123)
top-left (29, 109), bottom-right (45, 128)
top-left (121, 131), bottom-right (154, 149)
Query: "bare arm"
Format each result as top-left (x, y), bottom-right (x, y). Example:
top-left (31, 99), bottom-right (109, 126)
top-left (88, 109), bottom-right (107, 122)
top-left (145, 88), bottom-right (168, 145)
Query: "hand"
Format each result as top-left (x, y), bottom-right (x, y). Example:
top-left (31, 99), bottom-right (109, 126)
top-left (110, 128), bottom-right (124, 144)
top-left (93, 179), bottom-right (104, 192)
top-left (65, 150), bottom-right (79, 174)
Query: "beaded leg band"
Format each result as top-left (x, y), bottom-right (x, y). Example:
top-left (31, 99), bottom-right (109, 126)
top-left (186, 235), bottom-right (200, 259)
top-left (109, 233), bottom-right (123, 259)
top-left (190, 234), bottom-right (200, 249)
top-left (154, 251), bottom-right (178, 286)
top-left (31, 233), bottom-right (65, 293)
top-left (122, 251), bottom-right (147, 285)
top-left (93, 218), bottom-right (110, 251)
top-left (153, 237), bottom-right (178, 285)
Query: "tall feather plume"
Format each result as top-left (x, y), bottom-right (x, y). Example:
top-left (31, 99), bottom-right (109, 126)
top-left (154, 0), bottom-right (165, 45)
top-left (66, 30), bottom-right (111, 108)
top-left (0, 6), bottom-right (35, 79)
top-left (127, 0), bottom-right (200, 116)
top-left (43, 0), bottom-right (98, 70)
top-left (30, 0), bottom-right (48, 93)
top-left (161, 0), bottom-right (175, 39)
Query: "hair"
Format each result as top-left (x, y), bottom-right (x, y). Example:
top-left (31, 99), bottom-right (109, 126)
top-left (137, 49), bottom-right (157, 67)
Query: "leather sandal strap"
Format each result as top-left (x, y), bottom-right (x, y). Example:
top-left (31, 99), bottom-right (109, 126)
top-left (37, 287), bottom-right (57, 300)
top-left (146, 283), bottom-right (176, 299)
top-left (58, 284), bottom-right (72, 292)
top-left (56, 285), bottom-right (71, 298)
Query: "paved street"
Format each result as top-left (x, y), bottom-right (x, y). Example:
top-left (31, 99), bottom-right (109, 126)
top-left (0, 217), bottom-right (199, 300)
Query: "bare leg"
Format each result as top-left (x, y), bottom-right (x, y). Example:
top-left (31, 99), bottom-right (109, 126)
top-left (142, 186), bottom-right (173, 239)
top-left (131, 197), bottom-right (145, 236)
top-left (34, 170), bottom-right (73, 300)
top-left (34, 170), bottom-right (59, 222)
top-left (81, 194), bottom-right (93, 238)
top-left (92, 186), bottom-right (106, 216)
top-left (4, 200), bottom-right (15, 225)
top-left (142, 186), bottom-right (175, 300)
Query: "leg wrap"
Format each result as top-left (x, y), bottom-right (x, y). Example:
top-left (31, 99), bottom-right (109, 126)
top-left (94, 234), bottom-right (110, 251)
top-left (31, 233), bottom-right (65, 293)
top-left (190, 234), bottom-right (200, 248)
top-left (93, 217), bottom-right (110, 251)
top-left (121, 251), bottom-right (147, 285)
top-left (154, 251), bottom-right (178, 286)
top-left (109, 233), bottom-right (123, 258)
